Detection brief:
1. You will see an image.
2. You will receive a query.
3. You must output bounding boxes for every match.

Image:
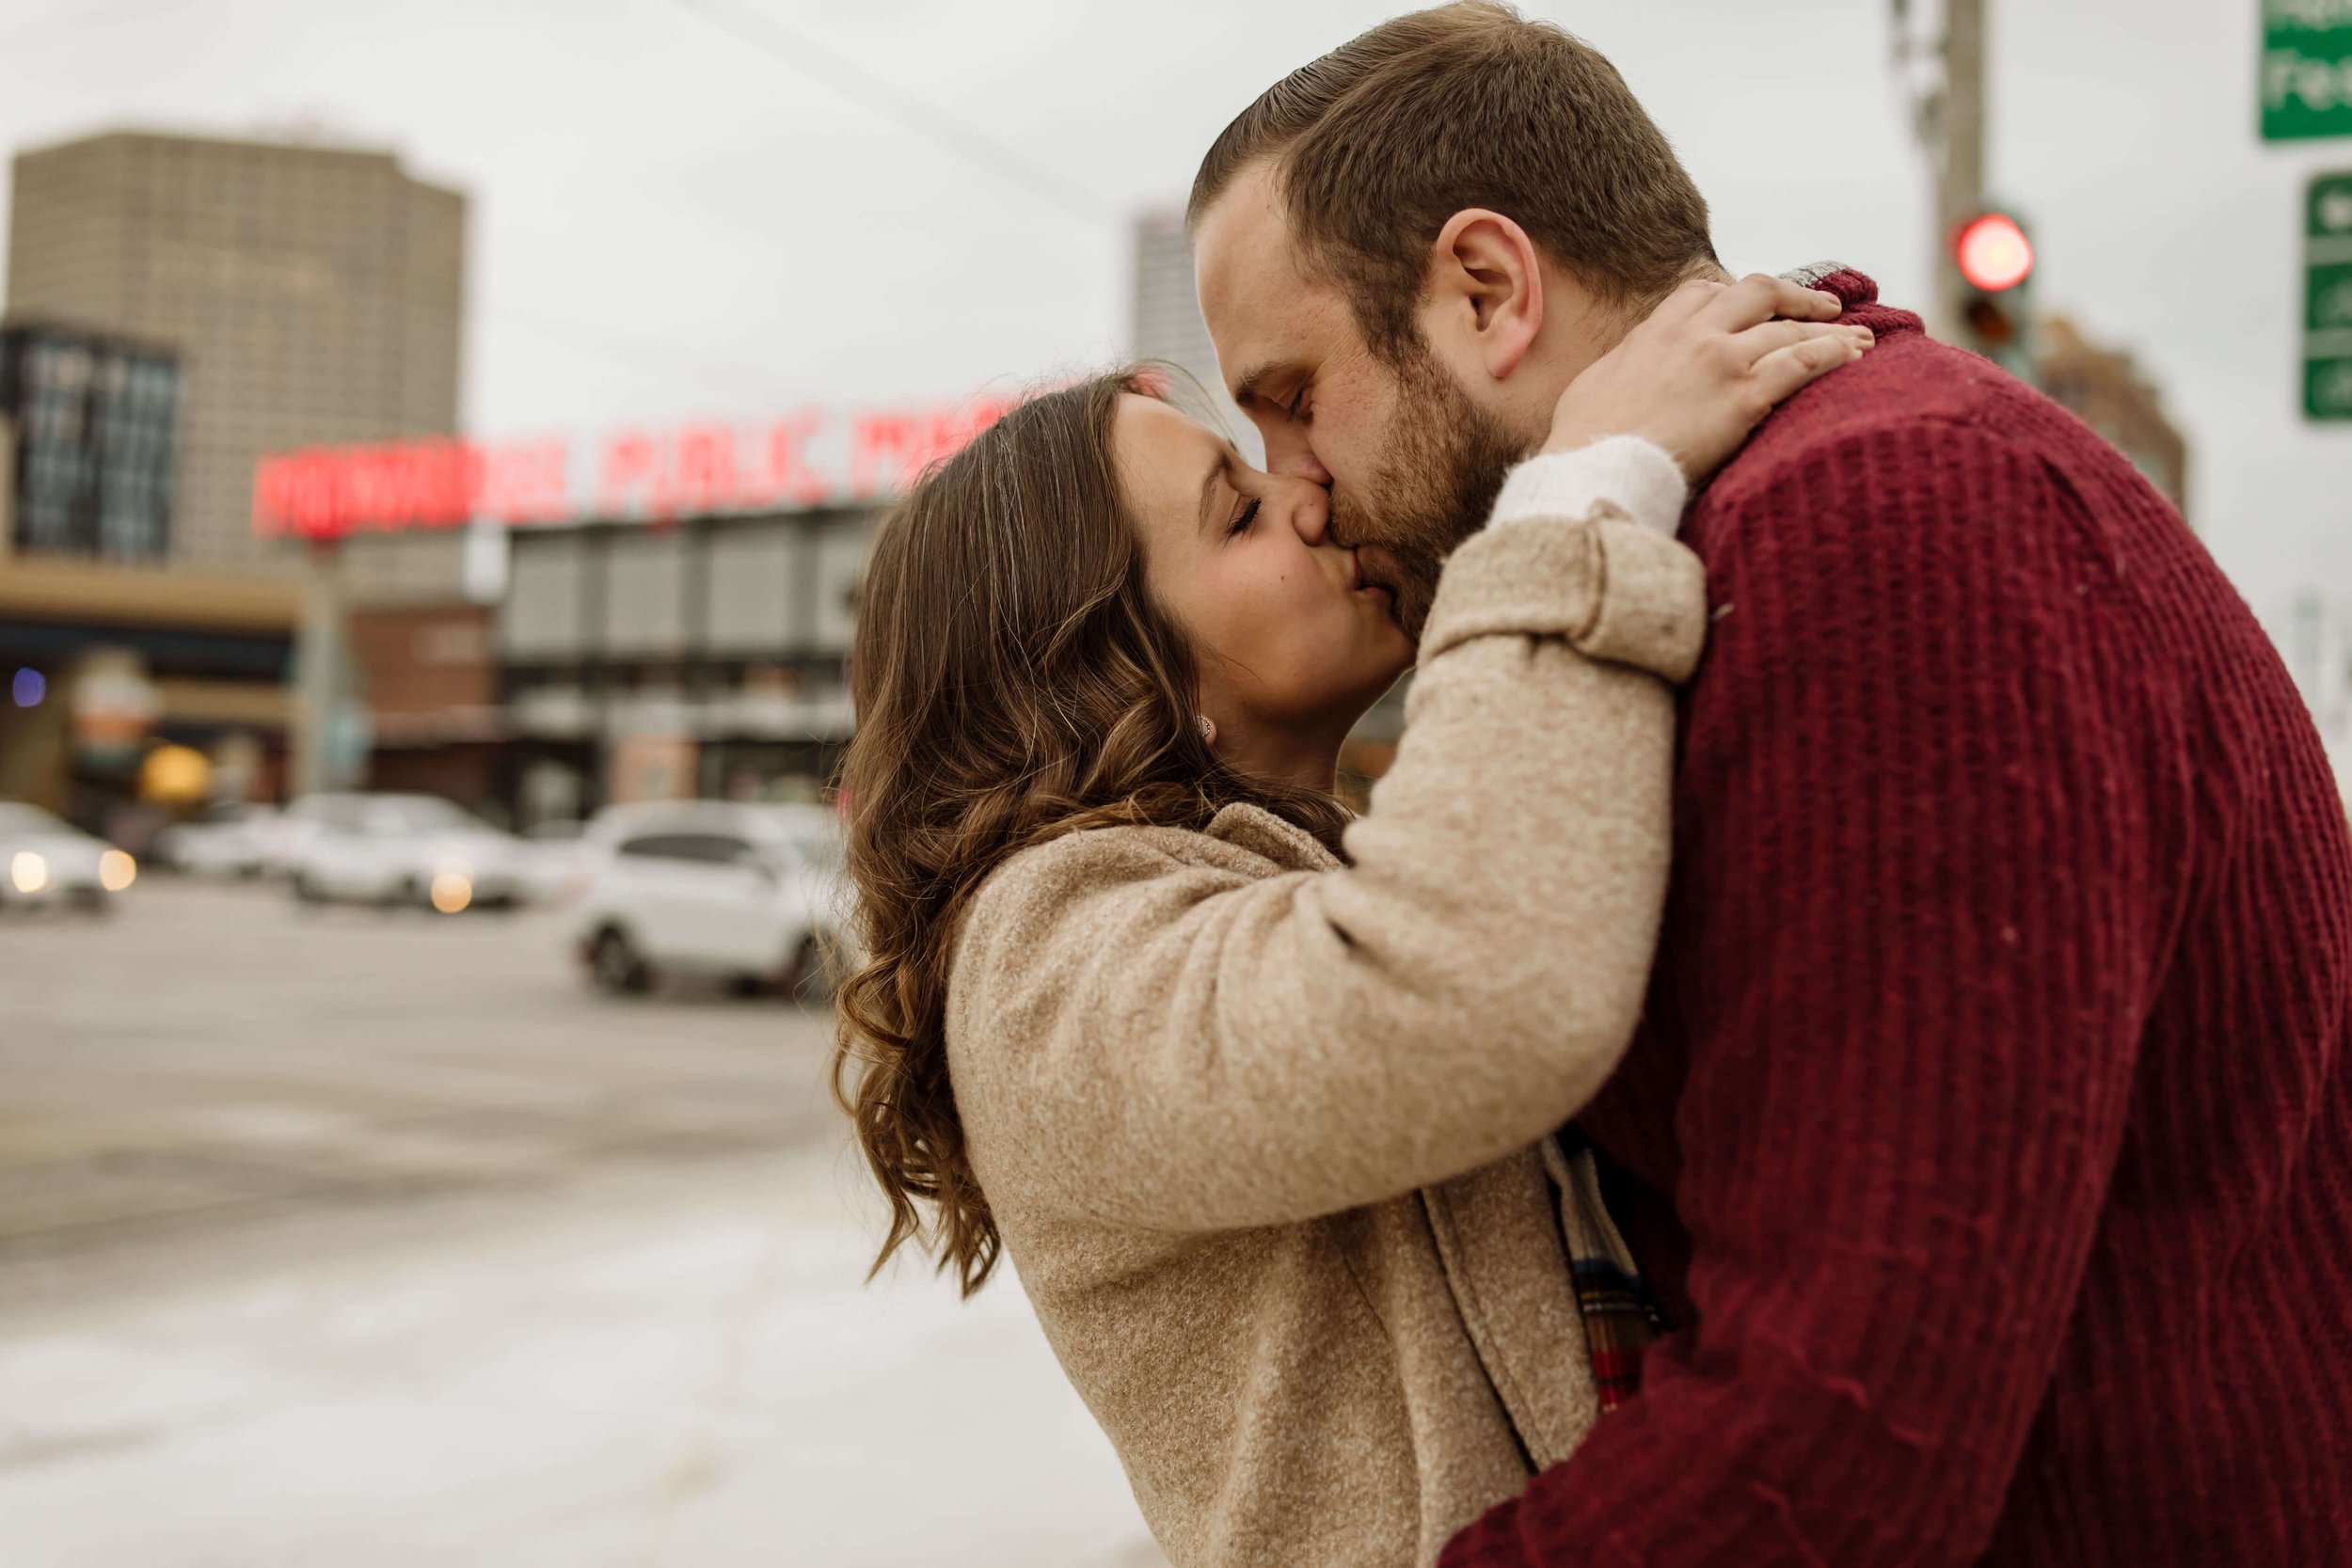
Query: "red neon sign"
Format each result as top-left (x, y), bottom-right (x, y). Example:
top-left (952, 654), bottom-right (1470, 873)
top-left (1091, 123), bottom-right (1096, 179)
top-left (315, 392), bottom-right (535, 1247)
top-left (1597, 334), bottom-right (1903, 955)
top-left (252, 398), bottom-right (1016, 540)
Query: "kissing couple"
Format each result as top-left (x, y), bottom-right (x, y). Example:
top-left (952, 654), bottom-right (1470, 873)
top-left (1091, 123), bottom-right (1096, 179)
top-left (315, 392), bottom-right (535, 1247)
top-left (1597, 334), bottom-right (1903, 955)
top-left (831, 6), bottom-right (2352, 1565)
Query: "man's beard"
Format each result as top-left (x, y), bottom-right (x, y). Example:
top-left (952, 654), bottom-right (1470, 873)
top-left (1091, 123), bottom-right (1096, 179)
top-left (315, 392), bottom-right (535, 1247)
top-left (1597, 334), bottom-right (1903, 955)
top-left (1333, 341), bottom-right (1526, 641)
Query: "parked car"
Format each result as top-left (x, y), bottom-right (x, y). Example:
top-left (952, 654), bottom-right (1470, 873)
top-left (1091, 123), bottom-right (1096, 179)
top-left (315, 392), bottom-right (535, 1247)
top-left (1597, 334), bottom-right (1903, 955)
top-left (255, 794), bottom-right (348, 879)
top-left (572, 801), bottom-right (851, 1000)
top-left (152, 803), bottom-right (281, 878)
top-left (284, 793), bottom-right (530, 911)
top-left (514, 818), bottom-right (597, 907)
top-left (0, 801), bottom-right (137, 914)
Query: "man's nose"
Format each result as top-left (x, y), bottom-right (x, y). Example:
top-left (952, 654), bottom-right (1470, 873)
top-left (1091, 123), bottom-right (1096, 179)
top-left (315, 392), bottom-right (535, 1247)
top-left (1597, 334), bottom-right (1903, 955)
top-left (1261, 426), bottom-right (1332, 488)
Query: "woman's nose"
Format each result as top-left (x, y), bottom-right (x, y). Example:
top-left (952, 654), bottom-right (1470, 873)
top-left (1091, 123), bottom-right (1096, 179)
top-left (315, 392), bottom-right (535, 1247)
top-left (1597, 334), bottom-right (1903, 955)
top-left (1281, 480), bottom-right (1332, 546)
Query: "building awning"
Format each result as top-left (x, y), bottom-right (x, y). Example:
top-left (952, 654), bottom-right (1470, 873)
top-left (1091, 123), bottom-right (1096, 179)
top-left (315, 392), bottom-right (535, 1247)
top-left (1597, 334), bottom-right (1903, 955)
top-left (0, 557), bottom-right (301, 635)
top-left (156, 677), bottom-right (291, 730)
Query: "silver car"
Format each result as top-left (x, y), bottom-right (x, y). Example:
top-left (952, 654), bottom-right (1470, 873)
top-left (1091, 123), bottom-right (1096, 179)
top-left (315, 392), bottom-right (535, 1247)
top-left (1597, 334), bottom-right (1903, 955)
top-left (0, 801), bottom-right (137, 914)
top-left (284, 793), bottom-right (530, 911)
top-left (153, 803), bottom-right (281, 878)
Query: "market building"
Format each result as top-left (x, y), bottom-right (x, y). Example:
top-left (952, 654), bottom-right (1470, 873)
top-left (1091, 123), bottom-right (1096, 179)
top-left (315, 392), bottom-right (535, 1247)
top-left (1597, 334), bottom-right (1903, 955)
top-left (254, 399), bottom-right (1009, 827)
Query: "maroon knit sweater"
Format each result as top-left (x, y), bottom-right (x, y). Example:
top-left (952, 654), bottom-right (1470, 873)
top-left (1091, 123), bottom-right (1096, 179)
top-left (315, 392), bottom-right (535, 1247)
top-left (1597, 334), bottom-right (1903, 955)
top-left (1442, 270), bottom-right (2352, 1567)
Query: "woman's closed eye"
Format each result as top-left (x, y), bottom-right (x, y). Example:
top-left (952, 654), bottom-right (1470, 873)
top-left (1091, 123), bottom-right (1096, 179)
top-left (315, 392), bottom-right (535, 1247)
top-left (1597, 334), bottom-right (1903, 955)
top-left (1228, 497), bottom-right (1262, 538)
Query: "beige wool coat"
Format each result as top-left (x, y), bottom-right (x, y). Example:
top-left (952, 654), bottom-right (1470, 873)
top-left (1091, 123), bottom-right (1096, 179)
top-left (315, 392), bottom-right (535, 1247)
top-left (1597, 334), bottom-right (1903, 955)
top-left (945, 493), bottom-right (1708, 1567)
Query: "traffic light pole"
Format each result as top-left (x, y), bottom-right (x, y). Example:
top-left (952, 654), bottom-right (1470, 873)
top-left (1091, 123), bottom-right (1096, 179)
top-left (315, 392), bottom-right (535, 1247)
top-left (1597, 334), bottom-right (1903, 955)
top-left (1932, 0), bottom-right (1987, 346)
top-left (292, 538), bottom-right (346, 800)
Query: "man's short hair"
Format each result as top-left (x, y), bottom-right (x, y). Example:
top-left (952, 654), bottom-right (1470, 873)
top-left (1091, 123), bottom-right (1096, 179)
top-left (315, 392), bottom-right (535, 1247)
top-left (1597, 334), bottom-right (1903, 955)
top-left (1188, 1), bottom-right (1719, 360)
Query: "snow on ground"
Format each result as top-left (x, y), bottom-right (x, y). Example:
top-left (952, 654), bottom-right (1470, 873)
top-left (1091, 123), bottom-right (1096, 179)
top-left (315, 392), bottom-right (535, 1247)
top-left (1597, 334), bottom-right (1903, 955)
top-left (0, 1143), bottom-right (1159, 1568)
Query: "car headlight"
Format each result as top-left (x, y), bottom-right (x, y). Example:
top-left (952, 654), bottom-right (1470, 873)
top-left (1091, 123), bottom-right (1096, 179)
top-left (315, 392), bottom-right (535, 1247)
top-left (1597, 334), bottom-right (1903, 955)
top-left (429, 869), bottom-right (473, 913)
top-left (9, 852), bottom-right (47, 895)
top-left (99, 850), bottom-right (136, 893)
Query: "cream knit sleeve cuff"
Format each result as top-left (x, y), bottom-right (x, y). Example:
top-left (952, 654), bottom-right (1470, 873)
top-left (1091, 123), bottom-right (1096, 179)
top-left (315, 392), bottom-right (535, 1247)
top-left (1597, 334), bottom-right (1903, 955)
top-left (1422, 490), bottom-right (1709, 684)
top-left (1487, 436), bottom-right (1690, 537)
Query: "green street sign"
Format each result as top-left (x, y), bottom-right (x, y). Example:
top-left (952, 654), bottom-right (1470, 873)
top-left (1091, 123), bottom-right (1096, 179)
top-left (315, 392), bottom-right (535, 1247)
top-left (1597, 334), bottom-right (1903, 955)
top-left (2308, 171), bottom-right (2352, 420)
top-left (2265, 0), bottom-right (2352, 141)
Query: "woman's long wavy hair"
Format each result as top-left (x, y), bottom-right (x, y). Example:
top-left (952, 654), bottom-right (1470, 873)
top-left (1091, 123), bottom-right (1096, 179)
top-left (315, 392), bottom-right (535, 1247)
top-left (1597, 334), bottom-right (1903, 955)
top-left (834, 370), bottom-right (1352, 1297)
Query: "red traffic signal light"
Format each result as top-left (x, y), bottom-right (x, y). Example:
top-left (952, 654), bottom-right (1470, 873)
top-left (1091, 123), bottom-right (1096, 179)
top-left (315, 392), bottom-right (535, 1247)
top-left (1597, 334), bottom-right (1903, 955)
top-left (1954, 213), bottom-right (2034, 293)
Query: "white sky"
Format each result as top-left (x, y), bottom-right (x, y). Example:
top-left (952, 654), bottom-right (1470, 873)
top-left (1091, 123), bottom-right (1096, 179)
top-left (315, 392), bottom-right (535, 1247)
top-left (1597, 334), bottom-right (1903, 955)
top-left (1, 0), bottom-right (2344, 652)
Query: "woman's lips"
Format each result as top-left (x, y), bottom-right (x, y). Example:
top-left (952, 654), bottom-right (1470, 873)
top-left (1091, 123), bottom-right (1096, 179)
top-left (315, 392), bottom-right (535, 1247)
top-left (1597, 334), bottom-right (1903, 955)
top-left (1350, 546), bottom-right (1395, 601)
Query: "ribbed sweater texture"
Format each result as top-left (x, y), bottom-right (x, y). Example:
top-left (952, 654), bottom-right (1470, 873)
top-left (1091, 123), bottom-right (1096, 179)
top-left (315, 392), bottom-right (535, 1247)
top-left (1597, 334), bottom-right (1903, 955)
top-left (1441, 271), bottom-right (2352, 1567)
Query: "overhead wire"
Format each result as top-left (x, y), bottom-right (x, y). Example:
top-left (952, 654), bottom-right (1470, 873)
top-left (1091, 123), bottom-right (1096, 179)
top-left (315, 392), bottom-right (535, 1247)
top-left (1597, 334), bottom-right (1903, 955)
top-left (488, 301), bottom-right (804, 401)
top-left (5, 0), bottom-right (1120, 406)
top-left (659, 0), bottom-right (1116, 228)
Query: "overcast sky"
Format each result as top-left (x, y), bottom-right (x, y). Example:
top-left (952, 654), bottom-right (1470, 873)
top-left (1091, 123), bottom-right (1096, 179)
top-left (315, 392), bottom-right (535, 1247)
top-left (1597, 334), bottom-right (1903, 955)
top-left (1, 0), bottom-right (2343, 659)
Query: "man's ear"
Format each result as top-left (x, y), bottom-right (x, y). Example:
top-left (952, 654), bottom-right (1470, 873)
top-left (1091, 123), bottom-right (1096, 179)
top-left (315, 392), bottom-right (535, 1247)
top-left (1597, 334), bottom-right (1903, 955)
top-left (1424, 209), bottom-right (1545, 383)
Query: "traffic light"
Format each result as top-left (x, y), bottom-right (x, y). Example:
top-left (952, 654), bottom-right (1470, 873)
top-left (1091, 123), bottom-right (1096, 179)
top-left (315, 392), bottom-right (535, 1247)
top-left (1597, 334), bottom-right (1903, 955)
top-left (1950, 210), bottom-right (2036, 374)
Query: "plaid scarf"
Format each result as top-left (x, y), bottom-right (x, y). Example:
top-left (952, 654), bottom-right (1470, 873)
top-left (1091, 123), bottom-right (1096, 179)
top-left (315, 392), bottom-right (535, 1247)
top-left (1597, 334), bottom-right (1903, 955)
top-left (1545, 1127), bottom-right (1668, 1413)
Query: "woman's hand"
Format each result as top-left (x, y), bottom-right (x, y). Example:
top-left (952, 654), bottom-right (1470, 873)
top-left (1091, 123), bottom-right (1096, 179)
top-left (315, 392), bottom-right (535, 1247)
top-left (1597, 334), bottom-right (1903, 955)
top-left (1544, 274), bottom-right (1873, 483)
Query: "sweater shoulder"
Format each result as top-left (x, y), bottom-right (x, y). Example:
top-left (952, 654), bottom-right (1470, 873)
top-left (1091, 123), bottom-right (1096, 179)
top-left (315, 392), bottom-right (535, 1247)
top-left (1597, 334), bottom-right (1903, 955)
top-left (1696, 332), bottom-right (2082, 523)
top-left (961, 825), bottom-right (1202, 947)
top-left (952, 819), bottom-right (1295, 996)
top-left (947, 827), bottom-right (1198, 1053)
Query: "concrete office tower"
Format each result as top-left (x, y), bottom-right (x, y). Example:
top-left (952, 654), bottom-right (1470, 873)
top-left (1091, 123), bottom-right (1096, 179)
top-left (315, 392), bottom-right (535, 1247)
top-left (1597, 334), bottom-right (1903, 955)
top-left (6, 131), bottom-right (466, 592)
top-left (1129, 210), bottom-right (1258, 462)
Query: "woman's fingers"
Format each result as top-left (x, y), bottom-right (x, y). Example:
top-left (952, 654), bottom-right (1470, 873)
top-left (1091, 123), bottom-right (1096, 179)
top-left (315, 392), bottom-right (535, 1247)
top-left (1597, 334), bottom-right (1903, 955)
top-left (1748, 330), bottom-right (1869, 406)
top-left (1696, 273), bottom-right (1846, 332)
top-left (1732, 319), bottom-right (1874, 365)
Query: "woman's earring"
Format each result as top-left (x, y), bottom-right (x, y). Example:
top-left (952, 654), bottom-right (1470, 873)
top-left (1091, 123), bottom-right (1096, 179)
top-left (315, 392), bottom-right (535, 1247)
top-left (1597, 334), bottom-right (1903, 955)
top-left (1195, 714), bottom-right (1217, 746)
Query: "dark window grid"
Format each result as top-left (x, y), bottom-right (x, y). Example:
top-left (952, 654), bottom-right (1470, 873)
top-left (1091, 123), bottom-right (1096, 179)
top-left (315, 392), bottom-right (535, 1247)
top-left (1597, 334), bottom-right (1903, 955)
top-left (9, 346), bottom-right (176, 559)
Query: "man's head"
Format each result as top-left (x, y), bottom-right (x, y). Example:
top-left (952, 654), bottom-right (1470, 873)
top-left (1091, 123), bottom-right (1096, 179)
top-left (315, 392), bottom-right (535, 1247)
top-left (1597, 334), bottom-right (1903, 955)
top-left (1189, 1), bottom-right (1718, 635)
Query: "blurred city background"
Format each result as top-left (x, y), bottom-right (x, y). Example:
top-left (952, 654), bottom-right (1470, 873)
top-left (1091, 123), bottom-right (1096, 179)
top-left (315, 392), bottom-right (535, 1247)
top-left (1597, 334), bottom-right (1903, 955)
top-left (0, 1), bottom-right (2345, 1563)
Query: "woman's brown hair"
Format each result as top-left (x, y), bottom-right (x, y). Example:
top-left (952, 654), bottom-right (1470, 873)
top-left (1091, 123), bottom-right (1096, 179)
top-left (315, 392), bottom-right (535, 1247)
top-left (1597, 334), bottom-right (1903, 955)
top-left (832, 371), bottom-right (1350, 1296)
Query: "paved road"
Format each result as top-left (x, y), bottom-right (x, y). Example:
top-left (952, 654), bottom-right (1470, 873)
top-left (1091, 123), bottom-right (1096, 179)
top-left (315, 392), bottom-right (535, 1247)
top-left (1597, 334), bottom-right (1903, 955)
top-left (0, 879), bottom-right (1159, 1566)
top-left (0, 878), bottom-right (836, 1310)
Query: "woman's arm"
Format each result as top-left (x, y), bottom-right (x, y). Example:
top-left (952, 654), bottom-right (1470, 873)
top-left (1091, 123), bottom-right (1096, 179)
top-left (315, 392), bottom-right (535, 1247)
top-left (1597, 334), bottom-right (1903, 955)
top-left (948, 443), bottom-right (1699, 1235)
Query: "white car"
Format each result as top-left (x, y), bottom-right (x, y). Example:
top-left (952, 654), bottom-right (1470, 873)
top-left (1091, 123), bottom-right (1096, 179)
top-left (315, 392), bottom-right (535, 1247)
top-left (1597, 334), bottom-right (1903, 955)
top-left (153, 803), bottom-right (281, 878)
top-left (573, 801), bottom-right (851, 1001)
top-left (514, 819), bottom-right (598, 907)
top-left (0, 801), bottom-right (137, 914)
top-left (255, 794), bottom-right (349, 879)
top-left (285, 793), bottom-right (530, 911)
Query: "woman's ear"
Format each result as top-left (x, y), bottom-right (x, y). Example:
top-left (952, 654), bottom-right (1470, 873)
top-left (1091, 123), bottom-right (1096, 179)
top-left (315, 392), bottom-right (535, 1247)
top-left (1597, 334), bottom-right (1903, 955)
top-left (1423, 208), bottom-right (1546, 384)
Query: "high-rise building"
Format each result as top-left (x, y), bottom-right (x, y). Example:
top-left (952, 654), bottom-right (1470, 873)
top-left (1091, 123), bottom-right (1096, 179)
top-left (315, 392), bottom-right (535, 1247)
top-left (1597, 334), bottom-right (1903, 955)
top-left (6, 130), bottom-right (466, 590)
top-left (1130, 210), bottom-right (1258, 462)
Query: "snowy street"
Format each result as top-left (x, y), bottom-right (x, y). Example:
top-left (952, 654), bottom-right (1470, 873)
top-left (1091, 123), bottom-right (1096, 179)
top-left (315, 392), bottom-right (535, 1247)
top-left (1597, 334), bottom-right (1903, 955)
top-left (0, 882), bottom-right (1156, 1567)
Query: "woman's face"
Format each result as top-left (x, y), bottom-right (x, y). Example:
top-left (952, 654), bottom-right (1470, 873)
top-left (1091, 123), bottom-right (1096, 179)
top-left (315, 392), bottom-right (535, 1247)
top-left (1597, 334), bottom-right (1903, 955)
top-left (1114, 394), bottom-right (1414, 750)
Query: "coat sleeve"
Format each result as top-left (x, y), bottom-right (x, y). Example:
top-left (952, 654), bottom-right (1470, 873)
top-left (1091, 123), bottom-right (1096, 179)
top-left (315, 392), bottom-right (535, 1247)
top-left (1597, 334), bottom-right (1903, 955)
top-left (947, 469), bottom-right (1707, 1236)
top-left (1438, 422), bottom-right (2174, 1567)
